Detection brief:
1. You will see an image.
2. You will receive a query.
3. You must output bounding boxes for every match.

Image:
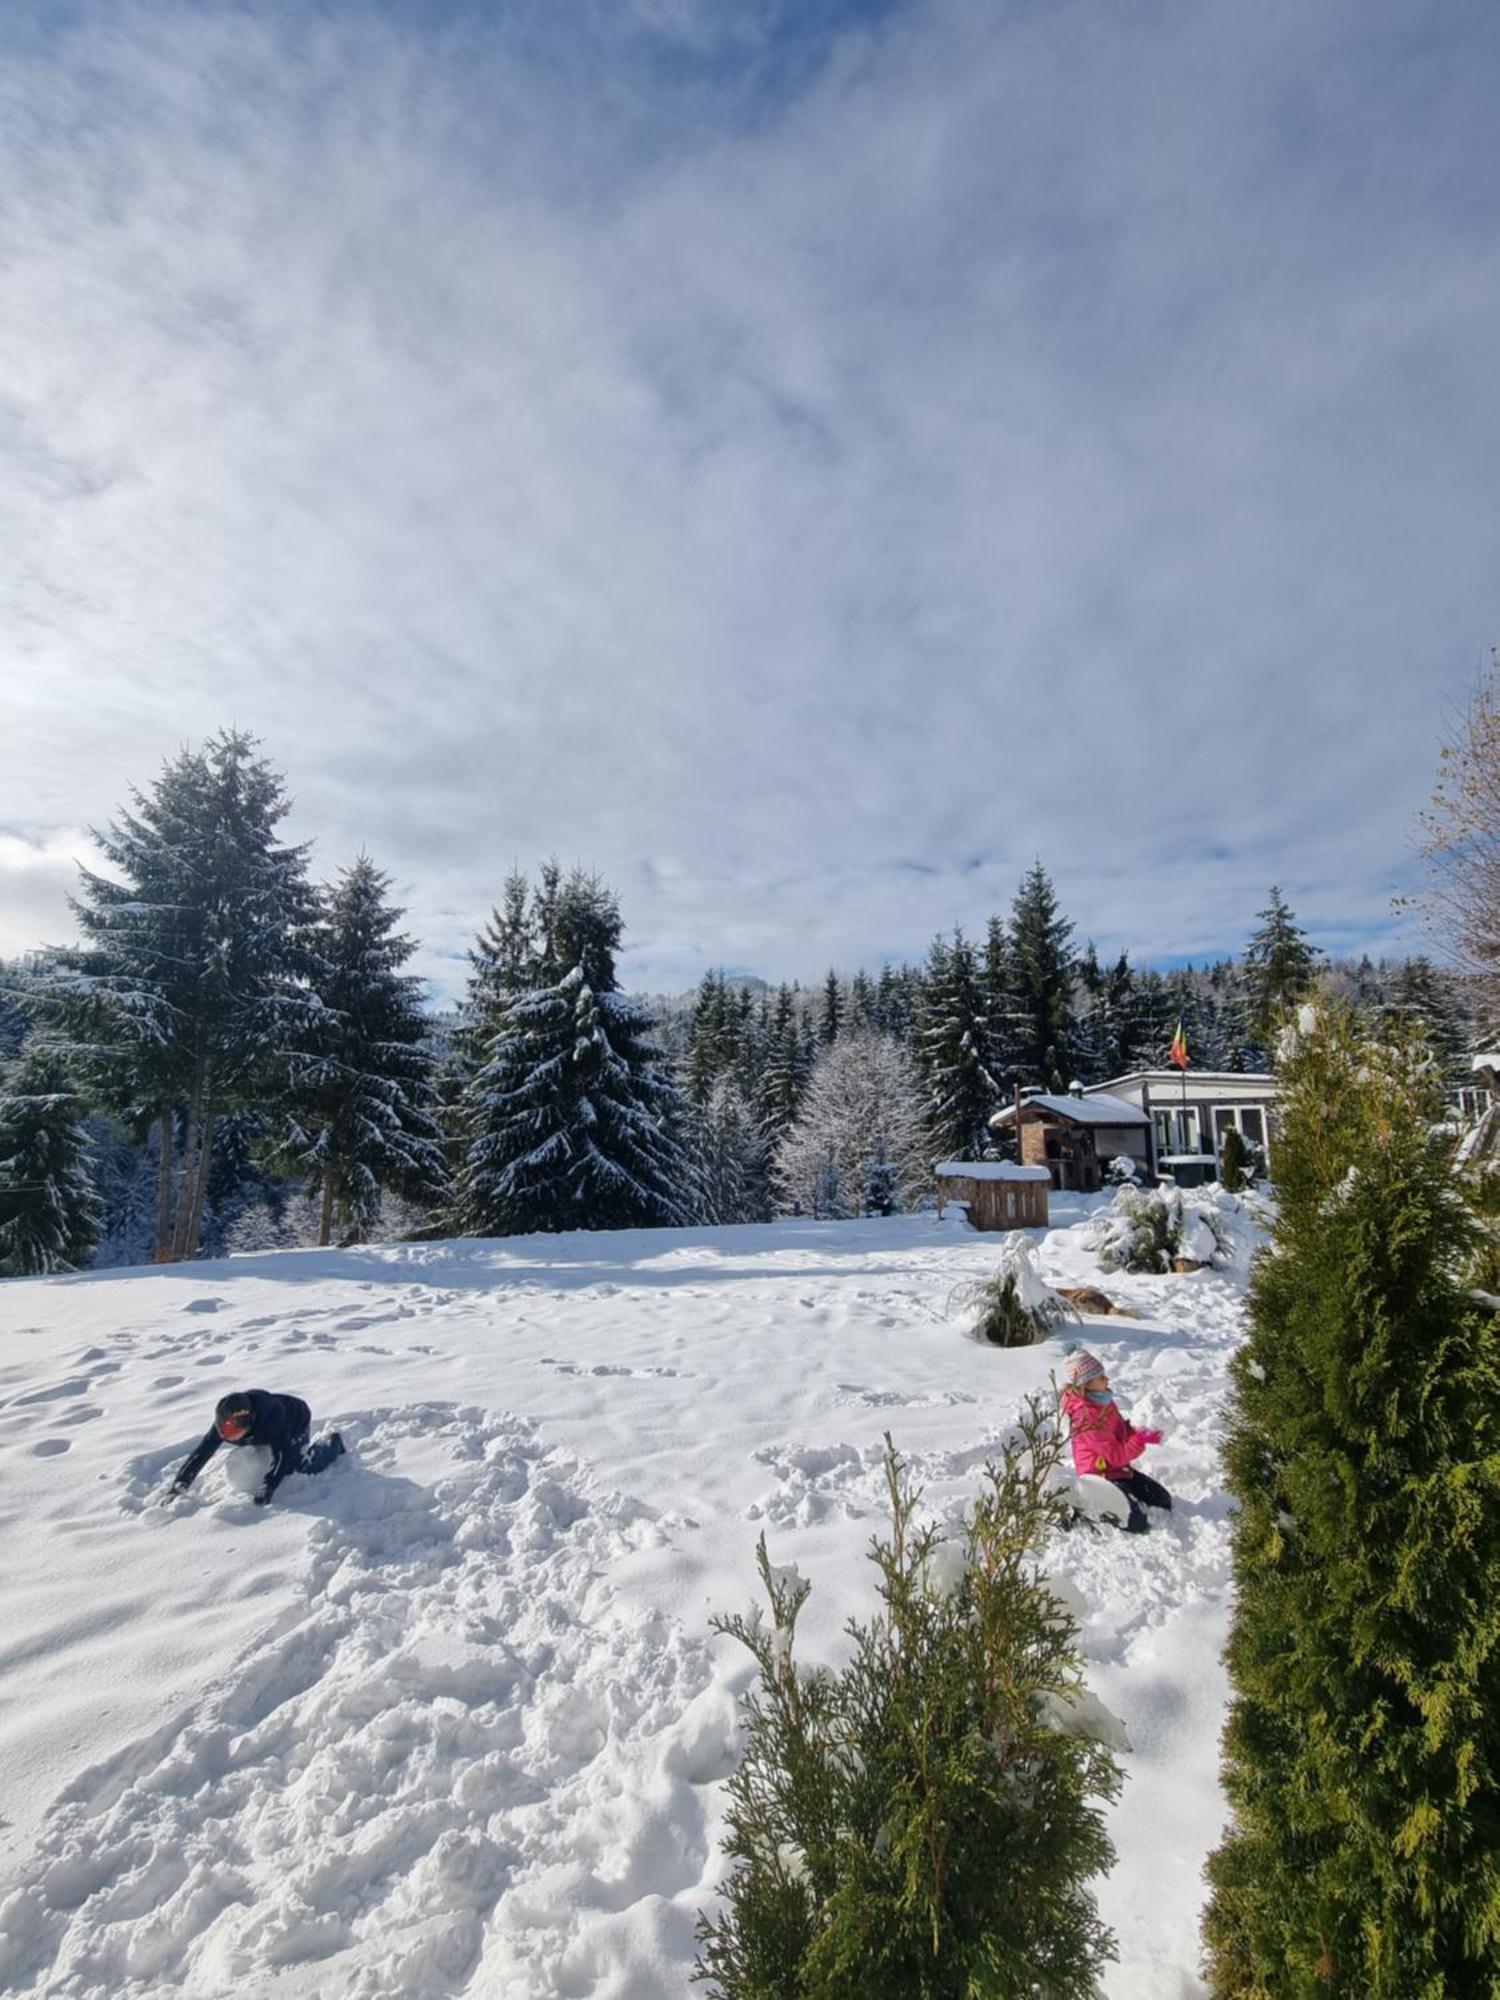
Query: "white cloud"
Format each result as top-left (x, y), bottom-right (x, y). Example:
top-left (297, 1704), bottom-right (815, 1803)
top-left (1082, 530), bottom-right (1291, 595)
top-left (0, 831), bottom-right (95, 962)
top-left (0, 0), bottom-right (1495, 998)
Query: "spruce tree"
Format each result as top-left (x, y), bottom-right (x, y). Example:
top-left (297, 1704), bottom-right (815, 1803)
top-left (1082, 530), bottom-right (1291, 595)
top-left (1384, 956), bottom-right (1471, 1080)
top-left (1008, 862), bottom-right (1076, 1090)
top-left (1099, 952), bottom-right (1135, 1076)
top-left (456, 870), bottom-right (699, 1234)
top-left (819, 968), bottom-right (844, 1047)
top-left (1124, 967), bottom-right (1169, 1070)
top-left (283, 857), bottom-right (446, 1246)
top-left (0, 1051), bottom-right (103, 1277)
top-left (693, 1076), bottom-right (772, 1226)
top-left (1071, 943), bottom-right (1108, 1083)
top-left (30, 731), bottom-right (316, 1262)
top-left (696, 1418), bottom-right (1119, 1997)
top-left (757, 985), bottom-right (809, 1141)
top-left (1242, 887), bottom-right (1319, 1046)
top-left (1204, 1004), bottom-right (1500, 1997)
top-left (915, 929), bottom-right (998, 1159)
top-left (847, 968), bottom-right (875, 1034)
top-left (461, 870), bottom-right (536, 1069)
top-left (981, 912), bottom-right (1021, 1085)
top-left (874, 962), bottom-right (917, 1042)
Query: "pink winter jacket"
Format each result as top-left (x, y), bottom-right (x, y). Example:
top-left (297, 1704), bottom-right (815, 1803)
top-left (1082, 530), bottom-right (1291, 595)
top-left (1060, 1389), bottom-right (1149, 1480)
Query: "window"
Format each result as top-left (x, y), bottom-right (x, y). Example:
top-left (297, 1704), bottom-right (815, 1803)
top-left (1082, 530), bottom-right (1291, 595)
top-left (1240, 1107), bottom-right (1265, 1147)
top-left (1156, 1107), bottom-right (1202, 1156)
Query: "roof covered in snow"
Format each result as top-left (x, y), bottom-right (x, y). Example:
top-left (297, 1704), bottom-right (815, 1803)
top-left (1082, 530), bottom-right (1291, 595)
top-left (934, 1160), bottom-right (1053, 1182)
top-left (988, 1092), bottom-right (1150, 1129)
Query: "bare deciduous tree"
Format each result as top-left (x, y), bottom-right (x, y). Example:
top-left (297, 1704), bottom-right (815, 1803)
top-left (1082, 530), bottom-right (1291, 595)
top-left (1413, 652), bottom-right (1500, 1030)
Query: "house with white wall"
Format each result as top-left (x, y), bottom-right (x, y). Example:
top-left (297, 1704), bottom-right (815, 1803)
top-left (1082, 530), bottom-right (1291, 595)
top-left (1082, 1070), bottom-right (1277, 1186)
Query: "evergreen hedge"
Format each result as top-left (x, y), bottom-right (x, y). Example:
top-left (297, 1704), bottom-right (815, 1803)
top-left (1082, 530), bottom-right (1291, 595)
top-left (1204, 1006), bottom-right (1500, 1996)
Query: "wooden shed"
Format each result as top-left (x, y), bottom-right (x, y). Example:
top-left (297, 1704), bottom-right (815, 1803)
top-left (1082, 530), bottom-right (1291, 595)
top-left (934, 1161), bottom-right (1051, 1231)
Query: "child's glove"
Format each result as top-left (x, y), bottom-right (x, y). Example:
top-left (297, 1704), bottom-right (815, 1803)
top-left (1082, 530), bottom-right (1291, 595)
top-left (1136, 1428), bottom-right (1164, 1446)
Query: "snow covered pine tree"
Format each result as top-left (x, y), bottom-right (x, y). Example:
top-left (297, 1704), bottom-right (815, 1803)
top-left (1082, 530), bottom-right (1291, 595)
top-left (30, 731), bottom-right (317, 1263)
top-left (456, 870), bottom-right (699, 1234)
top-left (0, 1050), bottom-right (103, 1276)
top-left (282, 856), bottom-right (447, 1245)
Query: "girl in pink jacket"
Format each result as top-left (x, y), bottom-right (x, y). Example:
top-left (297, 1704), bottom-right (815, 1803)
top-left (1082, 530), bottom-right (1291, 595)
top-left (1059, 1350), bottom-right (1172, 1534)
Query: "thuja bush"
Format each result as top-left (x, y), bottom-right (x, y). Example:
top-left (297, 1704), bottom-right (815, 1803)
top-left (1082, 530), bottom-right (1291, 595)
top-left (1204, 1005), bottom-right (1500, 1998)
top-left (1217, 1125), bottom-right (1251, 1195)
top-left (696, 1411), bottom-right (1120, 1999)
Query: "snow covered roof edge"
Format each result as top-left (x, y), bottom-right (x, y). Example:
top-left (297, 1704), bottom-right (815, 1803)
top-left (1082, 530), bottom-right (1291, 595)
top-left (934, 1160), bottom-right (1053, 1182)
top-left (989, 1092), bottom-right (1150, 1128)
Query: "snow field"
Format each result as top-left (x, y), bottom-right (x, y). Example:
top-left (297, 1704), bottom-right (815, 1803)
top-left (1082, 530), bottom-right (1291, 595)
top-left (0, 1203), bottom-right (1256, 1997)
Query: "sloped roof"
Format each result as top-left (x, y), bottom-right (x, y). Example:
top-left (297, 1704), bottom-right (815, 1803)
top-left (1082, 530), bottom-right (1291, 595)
top-left (989, 1091), bottom-right (1150, 1129)
top-left (934, 1161), bottom-right (1053, 1182)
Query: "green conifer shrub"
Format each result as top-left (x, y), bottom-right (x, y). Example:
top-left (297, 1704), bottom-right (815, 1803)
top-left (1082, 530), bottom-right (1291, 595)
top-left (1217, 1125), bottom-right (1251, 1194)
top-left (696, 1415), bottom-right (1120, 1998)
top-left (1204, 1005), bottom-right (1500, 1997)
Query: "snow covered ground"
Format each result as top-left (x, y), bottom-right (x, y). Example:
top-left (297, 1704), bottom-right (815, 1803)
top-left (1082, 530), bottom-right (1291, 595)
top-left (0, 1198), bottom-right (1256, 1998)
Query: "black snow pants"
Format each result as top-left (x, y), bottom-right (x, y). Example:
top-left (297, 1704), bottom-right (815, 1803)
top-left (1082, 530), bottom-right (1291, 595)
top-left (1111, 1468), bottom-right (1173, 1535)
top-left (292, 1429), bottom-right (346, 1477)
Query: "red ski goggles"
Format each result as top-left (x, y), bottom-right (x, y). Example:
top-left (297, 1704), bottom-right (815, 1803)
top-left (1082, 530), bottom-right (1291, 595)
top-left (217, 1411), bottom-right (252, 1441)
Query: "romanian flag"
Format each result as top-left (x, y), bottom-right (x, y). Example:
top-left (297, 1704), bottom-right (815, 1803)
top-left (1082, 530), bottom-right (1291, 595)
top-left (1169, 1020), bottom-right (1189, 1070)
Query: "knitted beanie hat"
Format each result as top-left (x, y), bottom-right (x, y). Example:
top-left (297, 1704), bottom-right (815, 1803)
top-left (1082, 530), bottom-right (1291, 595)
top-left (1064, 1350), bottom-right (1105, 1389)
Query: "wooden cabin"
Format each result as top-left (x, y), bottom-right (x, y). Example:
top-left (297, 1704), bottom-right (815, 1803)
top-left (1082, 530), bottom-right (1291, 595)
top-left (934, 1161), bottom-right (1051, 1230)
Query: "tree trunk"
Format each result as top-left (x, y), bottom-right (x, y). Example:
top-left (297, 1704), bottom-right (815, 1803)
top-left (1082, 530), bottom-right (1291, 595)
top-left (319, 1172), bottom-right (335, 1248)
top-left (154, 1112), bottom-right (176, 1262)
top-left (172, 1065), bottom-right (209, 1262)
top-left (183, 1102), bottom-right (215, 1261)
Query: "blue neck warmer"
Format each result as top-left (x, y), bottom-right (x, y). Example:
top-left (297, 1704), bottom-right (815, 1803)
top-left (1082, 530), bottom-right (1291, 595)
top-left (1084, 1388), bottom-right (1114, 1406)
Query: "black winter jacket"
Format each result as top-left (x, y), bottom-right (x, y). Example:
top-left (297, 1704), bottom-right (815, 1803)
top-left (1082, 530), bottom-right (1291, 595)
top-left (173, 1390), bottom-right (312, 1504)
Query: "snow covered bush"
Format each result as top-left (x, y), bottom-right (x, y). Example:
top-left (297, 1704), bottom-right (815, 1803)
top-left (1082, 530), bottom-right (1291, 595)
top-left (696, 1415), bottom-right (1120, 1998)
top-left (773, 1032), bottom-right (929, 1220)
top-left (952, 1235), bottom-right (1078, 1347)
top-left (1205, 1007), bottom-right (1500, 1998)
top-left (1088, 1184), bottom-right (1180, 1273)
top-left (1088, 1184), bottom-right (1233, 1274)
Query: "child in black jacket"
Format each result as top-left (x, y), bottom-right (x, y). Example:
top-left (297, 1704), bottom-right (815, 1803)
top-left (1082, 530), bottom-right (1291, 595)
top-left (168, 1390), bottom-right (345, 1507)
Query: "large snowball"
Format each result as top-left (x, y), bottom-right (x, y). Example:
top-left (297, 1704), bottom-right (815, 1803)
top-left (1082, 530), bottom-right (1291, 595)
top-left (223, 1444), bottom-right (273, 1495)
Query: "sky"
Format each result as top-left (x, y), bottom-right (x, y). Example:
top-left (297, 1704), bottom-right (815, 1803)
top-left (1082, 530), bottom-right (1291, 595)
top-left (2, 0), bottom-right (1497, 1001)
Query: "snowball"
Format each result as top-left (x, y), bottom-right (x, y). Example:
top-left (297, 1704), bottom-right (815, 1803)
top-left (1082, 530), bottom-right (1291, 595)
top-left (223, 1445), bottom-right (273, 1496)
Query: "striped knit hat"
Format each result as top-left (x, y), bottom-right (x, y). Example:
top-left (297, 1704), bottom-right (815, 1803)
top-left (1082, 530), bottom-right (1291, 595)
top-left (1064, 1350), bottom-right (1105, 1389)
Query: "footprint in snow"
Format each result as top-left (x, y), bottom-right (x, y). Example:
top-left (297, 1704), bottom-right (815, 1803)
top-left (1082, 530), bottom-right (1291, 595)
top-left (10, 1377), bottom-right (90, 1407)
top-left (31, 1438), bottom-right (71, 1457)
